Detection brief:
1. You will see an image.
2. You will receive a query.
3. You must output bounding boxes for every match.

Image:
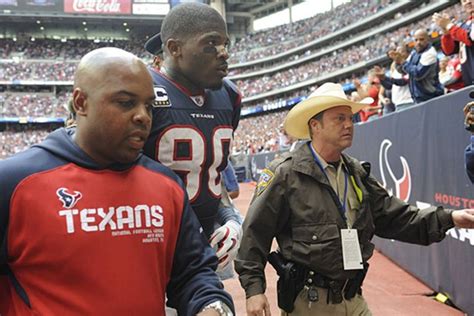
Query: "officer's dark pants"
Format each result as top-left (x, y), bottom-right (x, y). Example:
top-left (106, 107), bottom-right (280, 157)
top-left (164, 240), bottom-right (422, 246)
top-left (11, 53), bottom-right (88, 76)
top-left (281, 286), bottom-right (372, 316)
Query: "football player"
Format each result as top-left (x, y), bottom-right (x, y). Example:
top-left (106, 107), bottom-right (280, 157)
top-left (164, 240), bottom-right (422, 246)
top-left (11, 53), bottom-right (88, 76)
top-left (143, 2), bottom-right (243, 274)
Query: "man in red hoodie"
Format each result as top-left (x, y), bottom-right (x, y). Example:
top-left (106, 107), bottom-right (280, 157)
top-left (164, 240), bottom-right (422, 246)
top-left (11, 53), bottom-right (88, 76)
top-left (0, 47), bottom-right (234, 316)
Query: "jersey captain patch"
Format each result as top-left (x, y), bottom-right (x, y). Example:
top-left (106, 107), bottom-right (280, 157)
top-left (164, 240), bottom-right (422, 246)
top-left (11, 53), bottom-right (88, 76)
top-left (153, 86), bottom-right (171, 107)
top-left (256, 168), bottom-right (274, 196)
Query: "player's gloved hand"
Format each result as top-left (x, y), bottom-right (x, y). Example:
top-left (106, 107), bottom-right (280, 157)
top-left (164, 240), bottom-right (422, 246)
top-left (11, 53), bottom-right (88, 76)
top-left (209, 220), bottom-right (243, 272)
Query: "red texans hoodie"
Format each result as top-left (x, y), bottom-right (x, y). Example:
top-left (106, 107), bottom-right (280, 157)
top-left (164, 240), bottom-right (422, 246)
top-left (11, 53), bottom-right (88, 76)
top-left (0, 128), bottom-right (233, 315)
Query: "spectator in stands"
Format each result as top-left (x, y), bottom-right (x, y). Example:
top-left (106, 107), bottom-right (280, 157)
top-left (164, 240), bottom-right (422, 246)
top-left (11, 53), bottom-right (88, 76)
top-left (0, 47), bottom-right (233, 316)
top-left (464, 101), bottom-right (474, 182)
top-left (433, 0), bottom-right (474, 87)
top-left (278, 123), bottom-right (293, 151)
top-left (374, 45), bottom-right (415, 111)
top-left (349, 91), bottom-right (363, 123)
top-left (353, 71), bottom-right (381, 122)
top-left (439, 56), bottom-right (465, 92)
top-left (388, 29), bottom-right (444, 103)
top-left (379, 85), bottom-right (396, 115)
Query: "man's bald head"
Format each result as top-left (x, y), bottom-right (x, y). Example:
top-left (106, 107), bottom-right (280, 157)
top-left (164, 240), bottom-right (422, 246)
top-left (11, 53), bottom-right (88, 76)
top-left (72, 47), bottom-right (154, 121)
top-left (414, 29), bottom-right (430, 52)
top-left (414, 29), bottom-right (428, 38)
top-left (74, 47), bottom-right (148, 94)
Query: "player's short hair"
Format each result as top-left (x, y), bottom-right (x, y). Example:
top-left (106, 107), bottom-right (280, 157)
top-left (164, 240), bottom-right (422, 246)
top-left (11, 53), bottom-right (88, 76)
top-left (160, 3), bottom-right (226, 43)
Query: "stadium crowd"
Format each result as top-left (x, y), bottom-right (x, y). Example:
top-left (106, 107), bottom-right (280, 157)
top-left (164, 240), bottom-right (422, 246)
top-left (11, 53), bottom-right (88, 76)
top-left (0, 37), bottom-right (151, 60)
top-left (0, 0), bottom-right (472, 159)
top-left (0, 91), bottom-right (69, 118)
top-left (232, 111), bottom-right (290, 155)
top-left (234, 3), bottom-right (464, 97)
top-left (0, 4), bottom-right (463, 97)
top-left (229, 3), bottom-right (464, 76)
top-left (229, 0), bottom-right (393, 64)
top-left (0, 61), bottom-right (77, 81)
top-left (0, 126), bottom-right (53, 159)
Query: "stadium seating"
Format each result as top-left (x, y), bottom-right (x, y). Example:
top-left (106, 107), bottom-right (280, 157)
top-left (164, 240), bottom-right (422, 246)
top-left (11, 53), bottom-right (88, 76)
top-left (0, 1), bottom-right (466, 158)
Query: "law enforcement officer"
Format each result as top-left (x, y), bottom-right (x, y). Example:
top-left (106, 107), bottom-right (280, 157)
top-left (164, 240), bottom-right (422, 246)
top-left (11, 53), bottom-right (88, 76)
top-left (235, 82), bottom-right (474, 316)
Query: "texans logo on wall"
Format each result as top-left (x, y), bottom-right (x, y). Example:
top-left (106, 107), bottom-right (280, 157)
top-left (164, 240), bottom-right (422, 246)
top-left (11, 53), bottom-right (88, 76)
top-left (378, 139), bottom-right (412, 202)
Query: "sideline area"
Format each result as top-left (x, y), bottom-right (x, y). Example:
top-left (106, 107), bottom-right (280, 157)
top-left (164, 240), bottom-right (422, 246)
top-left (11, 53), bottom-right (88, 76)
top-left (225, 183), bottom-right (464, 315)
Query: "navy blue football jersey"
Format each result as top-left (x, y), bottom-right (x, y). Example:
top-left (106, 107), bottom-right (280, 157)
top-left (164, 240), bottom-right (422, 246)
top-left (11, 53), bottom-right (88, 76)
top-left (144, 69), bottom-right (241, 236)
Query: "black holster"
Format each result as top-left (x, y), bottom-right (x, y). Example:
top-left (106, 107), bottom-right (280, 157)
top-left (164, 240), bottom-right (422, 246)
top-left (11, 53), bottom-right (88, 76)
top-left (267, 251), bottom-right (303, 313)
top-left (344, 262), bottom-right (369, 300)
top-left (268, 252), bottom-right (369, 308)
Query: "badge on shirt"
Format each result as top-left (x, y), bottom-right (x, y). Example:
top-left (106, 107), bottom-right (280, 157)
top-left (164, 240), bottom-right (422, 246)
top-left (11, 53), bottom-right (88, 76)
top-left (341, 229), bottom-right (363, 270)
top-left (256, 168), bottom-right (274, 196)
top-left (153, 86), bottom-right (171, 107)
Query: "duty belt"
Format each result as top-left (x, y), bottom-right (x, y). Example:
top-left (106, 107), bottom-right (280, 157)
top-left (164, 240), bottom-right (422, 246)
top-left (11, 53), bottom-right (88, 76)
top-left (303, 270), bottom-right (353, 304)
top-left (302, 262), bottom-right (369, 304)
top-left (267, 251), bottom-right (368, 309)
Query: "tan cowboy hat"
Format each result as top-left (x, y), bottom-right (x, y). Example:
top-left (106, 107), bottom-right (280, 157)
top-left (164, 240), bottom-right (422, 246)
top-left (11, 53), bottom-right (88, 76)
top-left (283, 82), bottom-right (373, 139)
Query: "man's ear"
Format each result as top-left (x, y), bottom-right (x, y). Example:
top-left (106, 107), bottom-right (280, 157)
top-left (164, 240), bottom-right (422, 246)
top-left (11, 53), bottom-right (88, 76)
top-left (309, 118), bottom-right (321, 130)
top-left (165, 38), bottom-right (182, 57)
top-left (72, 88), bottom-right (87, 116)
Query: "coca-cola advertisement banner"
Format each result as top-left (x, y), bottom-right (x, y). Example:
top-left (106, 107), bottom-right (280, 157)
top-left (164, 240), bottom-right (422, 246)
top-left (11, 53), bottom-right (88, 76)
top-left (64, 0), bottom-right (131, 14)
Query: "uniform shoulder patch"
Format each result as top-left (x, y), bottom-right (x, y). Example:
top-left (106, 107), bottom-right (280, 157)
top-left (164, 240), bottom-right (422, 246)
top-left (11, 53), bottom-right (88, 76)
top-left (256, 168), bottom-right (275, 196)
top-left (153, 86), bottom-right (171, 107)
